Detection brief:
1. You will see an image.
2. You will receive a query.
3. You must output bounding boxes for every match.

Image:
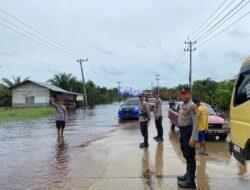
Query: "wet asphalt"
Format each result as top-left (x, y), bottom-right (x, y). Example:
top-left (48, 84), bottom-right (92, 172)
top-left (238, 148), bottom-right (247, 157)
top-left (0, 102), bottom-right (249, 190)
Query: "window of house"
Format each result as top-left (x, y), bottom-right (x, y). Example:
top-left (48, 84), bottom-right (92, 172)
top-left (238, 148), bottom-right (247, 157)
top-left (25, 96), bottom-right (35, 104)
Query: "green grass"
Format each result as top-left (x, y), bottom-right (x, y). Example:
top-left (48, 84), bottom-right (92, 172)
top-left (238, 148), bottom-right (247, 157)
top-left (0, 107), bottom-right (55, 121)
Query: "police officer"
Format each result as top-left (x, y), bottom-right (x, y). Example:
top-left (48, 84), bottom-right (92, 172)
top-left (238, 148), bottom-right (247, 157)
top-left (139, 93), bottom-right (151, 148)
top-left (177, 87), bottom-right (198, 189)
top-left (153, 92), bottom-right (163, 141)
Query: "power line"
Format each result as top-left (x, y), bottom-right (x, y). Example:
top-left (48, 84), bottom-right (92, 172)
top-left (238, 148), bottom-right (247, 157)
top-left (0, 51), bottom-right (78, 70)
top-left (0, 20), bottom-right (115, 82)
top-left (170, 43), bottom-right (185, 65)
top-left (0, 16), bottom-right (76, 57)
top-left (190, 0), bottom-right (230, 39)
top-left (0, 9), bottom-right (126, 84)
top-left (192, 0), bottom-right (237, 40)
top-left (0, 22), bottom-right (74, 58)
top-left (0, 8), bottom-right (86, 58)
top-left (174, 52), bottom-right (188, 69)
top-left (196, 0), bottom-right (249, 42)
top-left (197, 12), bottom-right (249, 48)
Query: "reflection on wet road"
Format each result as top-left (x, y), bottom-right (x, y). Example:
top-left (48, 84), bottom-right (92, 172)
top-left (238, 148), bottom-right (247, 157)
top-left (0, 103), bottom-right (127, 190)
top-left (0, 102), bottom-right (249, 190)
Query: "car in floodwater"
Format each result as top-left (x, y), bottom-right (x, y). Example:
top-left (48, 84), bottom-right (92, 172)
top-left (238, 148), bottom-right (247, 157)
top-left (227, 56), bottom-right (250, 165)
top-left (168, 101), bottom-right (230, 139)
top-left (118, 98), bottom-right (140, 120)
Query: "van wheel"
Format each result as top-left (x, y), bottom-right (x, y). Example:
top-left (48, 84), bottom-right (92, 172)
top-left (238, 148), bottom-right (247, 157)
top-left (171, 122), bottom-right (175, 130)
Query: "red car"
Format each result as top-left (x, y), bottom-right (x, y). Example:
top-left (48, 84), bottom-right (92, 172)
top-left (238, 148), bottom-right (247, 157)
top-left (168, 101), bottom-right (230, 139)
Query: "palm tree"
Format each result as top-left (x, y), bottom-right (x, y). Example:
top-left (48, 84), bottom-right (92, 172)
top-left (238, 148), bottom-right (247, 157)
top-left (1, 76), bottom-right (30, 88)
top-left (0, 76), bottom-right (29, 106)
top-left (48, 73), bottom-right (78, 91)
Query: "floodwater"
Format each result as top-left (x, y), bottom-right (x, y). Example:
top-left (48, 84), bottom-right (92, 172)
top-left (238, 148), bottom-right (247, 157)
top-left (0, 102), bottom-right (129, 190)
top-left (0, 102), bottom-right (249, 190)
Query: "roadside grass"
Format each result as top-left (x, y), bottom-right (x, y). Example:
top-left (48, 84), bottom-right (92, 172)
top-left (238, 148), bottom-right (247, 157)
top-left (0, 107), bottom-right (55, 122)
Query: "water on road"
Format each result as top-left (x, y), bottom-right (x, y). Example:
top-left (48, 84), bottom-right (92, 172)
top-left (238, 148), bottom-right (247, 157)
top-left (0, 102), bottom-right (249, 190)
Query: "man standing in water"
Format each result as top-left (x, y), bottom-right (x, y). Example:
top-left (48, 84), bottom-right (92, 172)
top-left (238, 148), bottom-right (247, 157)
top-left (193, 99), bottom-right (209, 155)
top-left (51, 97), bottom-right (68, 139)
top-left (139, 93), bottom-right (151, 148)
top-left (177, 87), bottom-right (198, 189)
top-left (153, 92), bottom-right (163, 141)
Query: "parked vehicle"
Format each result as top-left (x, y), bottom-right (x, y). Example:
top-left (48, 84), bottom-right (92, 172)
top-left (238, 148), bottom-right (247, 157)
top-left (118, 98), bottom-right (140, 120)
top-left (147, 97), bottom-right (156, 111)
top-left (168, 101), bottom-right (229, 139)
top-left (227, 56), bottom-right (250, 165)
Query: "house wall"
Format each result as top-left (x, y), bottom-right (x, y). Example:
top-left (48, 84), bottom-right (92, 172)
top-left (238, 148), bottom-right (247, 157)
top-left (12, 82), bottom-right (50, 107)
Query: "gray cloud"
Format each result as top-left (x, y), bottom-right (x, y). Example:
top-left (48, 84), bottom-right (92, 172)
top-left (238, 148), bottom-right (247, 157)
top-left (93, 44), bottom-right (115, 56)
top-left (100, 65), bottom-right (124, 76)
top-left (223, 51), bottom-right (243, 60)
top-left (0, 0), bottom-right (249, 89)
top-left (227, 27), bottom-right (250, 38)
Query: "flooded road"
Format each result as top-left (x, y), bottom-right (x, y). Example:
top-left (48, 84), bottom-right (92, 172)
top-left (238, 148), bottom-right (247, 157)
top-left (0, 102), bottom-right (249, 190)
top-left (0, 103), bottom-right (129, 190)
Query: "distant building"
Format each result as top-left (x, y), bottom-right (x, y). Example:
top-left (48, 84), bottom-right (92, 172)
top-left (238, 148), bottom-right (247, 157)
top-left (11, 80), bottom-right (83, 108)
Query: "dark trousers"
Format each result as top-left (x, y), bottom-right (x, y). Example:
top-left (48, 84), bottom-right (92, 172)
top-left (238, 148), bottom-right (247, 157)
top-left (140, 121), bottom-right (148, 144)
top-left (155, 116), bottom-right (163, 138)
top-left (179, 126), bottom-right (196, 180)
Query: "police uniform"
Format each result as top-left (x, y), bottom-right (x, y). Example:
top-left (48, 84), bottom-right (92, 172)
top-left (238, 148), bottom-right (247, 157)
top-left (178, 99), bottom-right (198, 188)
top-left (154, 98), bottom-right (163, 139)
top-left (139, 100), bottom-right (151, 147)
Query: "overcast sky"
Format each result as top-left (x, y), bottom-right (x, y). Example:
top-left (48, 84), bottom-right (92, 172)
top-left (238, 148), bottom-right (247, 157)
top-left (0, 0), bottom-right (249, 90)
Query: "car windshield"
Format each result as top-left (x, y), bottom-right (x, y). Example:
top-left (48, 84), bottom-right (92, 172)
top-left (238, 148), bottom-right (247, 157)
top-left (203, 103), bottom-right (216, 115)
top-left (123, 98), bottom-right (140, 106)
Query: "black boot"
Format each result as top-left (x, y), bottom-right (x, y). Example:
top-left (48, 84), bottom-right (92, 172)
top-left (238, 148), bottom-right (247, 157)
top-left (153, 136), bottom-right (159, 140)
top-left (139, 142), bottom-right (149, 148)
top-left (177, 173), bottom-right (187, 181)
top-left (155, 137), bottom-right (164, 141)
top-left (177, 177), bottom-right (196, 189)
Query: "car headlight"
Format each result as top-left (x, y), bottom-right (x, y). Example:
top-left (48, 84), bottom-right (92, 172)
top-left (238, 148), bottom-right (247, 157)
top-left (222, 124), bottom-right (230, 129)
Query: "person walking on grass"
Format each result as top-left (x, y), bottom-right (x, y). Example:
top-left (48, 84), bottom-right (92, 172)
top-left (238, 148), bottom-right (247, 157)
top-left (139, 93), bottom-right (151, 149)
top-left (177, 87), bottom-right (198, 189)
top-left (153, 92), bottom-right (163, 141)
top-left (193, 99), bottom-right (209, 156)
top-left (51, 97), bottom-right (68, 139)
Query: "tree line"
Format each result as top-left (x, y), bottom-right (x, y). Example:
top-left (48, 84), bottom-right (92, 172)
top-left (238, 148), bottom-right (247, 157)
top-left (0, 74), bottom-right (234, 110)
top-left (0, 73), bottom-right (130, 107)
top-left (159, 78), bottom-right (234, 111)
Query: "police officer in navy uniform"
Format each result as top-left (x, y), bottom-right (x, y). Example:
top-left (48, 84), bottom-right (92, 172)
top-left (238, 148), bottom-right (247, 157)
top-left (177, 87), bottom-right (198, 189)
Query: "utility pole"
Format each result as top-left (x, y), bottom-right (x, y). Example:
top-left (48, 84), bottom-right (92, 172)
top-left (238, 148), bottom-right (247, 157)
top-left (77, 58), bottom-right (88, 107)
top-left (117, 81), bottom-right (121, 102)
top-left (155, 74), bottom-right (160, 93)
top-left (184, 37), bottom-right (196, 91)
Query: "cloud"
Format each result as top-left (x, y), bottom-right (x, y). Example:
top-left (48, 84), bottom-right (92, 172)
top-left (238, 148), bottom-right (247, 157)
top-left (227, 27), bottom-right (250, 38)
top-left (136, 40), bottom-right (165, 51)
top-left (136, 40), bottom-right (151, 49)
top-left (198, 50), bottom-right (210, 61)
top-left (93, 44), bottom-right (115, 55)
top-left (100, 65), bottom-right (125, 76)
top-left (223, 51), bottom-right (243, 60)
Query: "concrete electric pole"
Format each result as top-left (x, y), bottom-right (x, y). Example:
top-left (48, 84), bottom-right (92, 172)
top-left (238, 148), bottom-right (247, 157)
top-left (77, 58), bottom-right (88, 107)
top-left (155, 74), bottom-right (160, 93)
top-left (117, 81), bottom-right (121, 102)
top-left (184, 37), bottom-right (196, 91)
